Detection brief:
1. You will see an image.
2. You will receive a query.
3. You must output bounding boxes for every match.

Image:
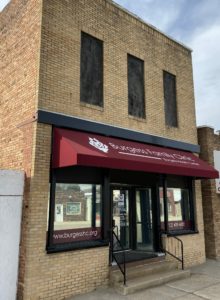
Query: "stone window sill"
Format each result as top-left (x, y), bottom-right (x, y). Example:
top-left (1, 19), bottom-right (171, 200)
top-left (80, 102), bottom-right (104, 112)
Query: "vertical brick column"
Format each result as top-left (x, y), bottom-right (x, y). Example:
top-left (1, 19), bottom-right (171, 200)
top-left (198, 126), bottom-right (220, 259)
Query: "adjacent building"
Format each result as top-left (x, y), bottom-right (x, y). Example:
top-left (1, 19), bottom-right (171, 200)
top-left (198, 127), bottom-right (220, 259)
top-left (0, 0), bottom-right (218, 299)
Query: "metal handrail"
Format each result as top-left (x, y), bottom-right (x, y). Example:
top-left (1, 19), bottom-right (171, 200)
top-left (111, 226), bottom-right (126, 285)
top-left (160, 232), bottom-right (184, 270)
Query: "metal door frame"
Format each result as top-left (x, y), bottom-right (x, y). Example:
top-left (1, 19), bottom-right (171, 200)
top-left (110, 184), bottom-right (159, 254)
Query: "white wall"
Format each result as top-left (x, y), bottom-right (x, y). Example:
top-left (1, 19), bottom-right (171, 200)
top-left (0, 170), bottom-right (24, 300)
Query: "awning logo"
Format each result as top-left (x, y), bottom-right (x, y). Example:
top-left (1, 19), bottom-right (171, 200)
top-left (89, 137), bottom-right (109, 153)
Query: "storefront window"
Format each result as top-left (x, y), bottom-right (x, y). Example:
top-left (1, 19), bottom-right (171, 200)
top-left (53, 183), bottom-right (102, 244)
top-left (160, 176), bottom-right (194, 232)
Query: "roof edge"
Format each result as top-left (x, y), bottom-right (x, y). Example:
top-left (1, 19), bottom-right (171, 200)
top-left (108, 0), bottom-right (193, 52)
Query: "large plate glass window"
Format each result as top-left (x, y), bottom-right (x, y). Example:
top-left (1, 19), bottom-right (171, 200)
top-left (53, 183), bottom-right (102, 244)
top-left (160, 176), bottom-right (194, 232)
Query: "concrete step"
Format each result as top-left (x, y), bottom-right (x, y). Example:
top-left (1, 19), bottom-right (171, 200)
top-left (111, 254), bottom-right (165, 270)
top-left (110, 260), bottom-right (177, 284)
top-left (115, 269), bottom-right (191, 295)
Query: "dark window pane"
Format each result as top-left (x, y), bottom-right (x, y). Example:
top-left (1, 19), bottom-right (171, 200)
top-left (163, 71), bottom-right (178, 127)
top-left (80, 32), bottom-right (103, 106)
top-left (128, 54), bottom-right (145, 118)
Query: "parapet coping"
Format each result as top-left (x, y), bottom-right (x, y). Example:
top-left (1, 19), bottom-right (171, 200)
top-left (1, 0), bottom-right (192, 52)
top-left (109, 0), bottom-right (192, 52)
top-left (197, 125), bottom-right (215, 129)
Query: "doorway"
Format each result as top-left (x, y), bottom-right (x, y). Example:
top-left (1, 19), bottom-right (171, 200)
top-left (111, 185), bottom-right (156, 263)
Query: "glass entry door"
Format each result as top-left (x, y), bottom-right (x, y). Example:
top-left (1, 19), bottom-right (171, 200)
top-left (135, 188), bottom-right (154, 251)
top-left (112, 189), bottom-right (130, 250)
top-left (111, 186), bottom-right (155, 252)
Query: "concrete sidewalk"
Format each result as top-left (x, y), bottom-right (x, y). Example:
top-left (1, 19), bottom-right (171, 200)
top-left (71, 259), bottom-right (220, 300)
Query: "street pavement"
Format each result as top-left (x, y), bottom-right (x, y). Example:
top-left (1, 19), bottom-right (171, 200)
top-left (71, 259), bottom-right (220, 299)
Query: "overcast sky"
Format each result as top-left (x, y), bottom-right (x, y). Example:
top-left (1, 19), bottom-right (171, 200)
top-left (1, 0), bottom-right (219, 130)
top-left (0, 0), bottom-right (9, 11)
top-left (114, 0), bottom-right (220, 130)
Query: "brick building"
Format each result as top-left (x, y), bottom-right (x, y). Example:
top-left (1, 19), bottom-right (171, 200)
top-left (198, 127), bottom-right (220, 259)
top-left (0, 0), bottom-right (218, 299)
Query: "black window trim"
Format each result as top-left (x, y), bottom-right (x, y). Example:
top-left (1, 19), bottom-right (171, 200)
top-left (160, 175), bottom-right (197, 235)
top-left (46, 170), bottom-right (108, 253)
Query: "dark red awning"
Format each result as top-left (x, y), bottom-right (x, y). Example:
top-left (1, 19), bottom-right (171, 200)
top-left (52, 128), bottom-right (219, 179)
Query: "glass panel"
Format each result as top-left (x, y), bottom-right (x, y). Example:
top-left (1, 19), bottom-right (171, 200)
top-left (53, 184), bottom-right (101, 244)
top-left (136, 189), bottom-right (153, 251)
top-left (112, 189), bottom-right (130, 250)
top-left (167, 188), bottom-right (191, 231)
top-left (160, 186), bottom-right (192, 231)
top-left (159, 187), bottom-right (165, 230)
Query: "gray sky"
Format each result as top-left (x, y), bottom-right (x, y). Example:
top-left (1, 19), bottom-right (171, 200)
top-left (114, 0), bottom-right (220, 130)
top-left (1, 0), bottom-right (219, 130)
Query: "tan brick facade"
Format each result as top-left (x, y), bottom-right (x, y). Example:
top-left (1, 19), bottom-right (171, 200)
top-left (1, 0), bottom-right (207, 299)
top-left (198, 127), bottom-right (220, 259)
top-left (39, 0), bottom-right (197, 145)
top-left (0, 0), bottom-right (42, 170)
top-left (0, 1), bottom-right (42, 298)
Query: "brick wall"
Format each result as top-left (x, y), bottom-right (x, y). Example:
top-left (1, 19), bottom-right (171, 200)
top-left (0, 0), bottom-right (42, 171)
top-left (33, 1), bottom-right (204, 297)
top-left (39, 0), bottom-right (197, 145)
top-left (198, 126), bottom-right (220, 259)
top-left (0, 1), bottom-right (42, 298)
top-left (19, 123), bottom-right (109, 300)
top-left (0, 0), bottom-right (207, 299)
top-left (183, 180), bottom-right (205, 267)
top-left (164, 180), bottom-right (206, 268)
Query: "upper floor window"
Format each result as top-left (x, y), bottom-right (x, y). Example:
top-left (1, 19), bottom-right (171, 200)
top-left (128, 54), bottom-right (145, 119)
top-left (163, 71), bottom-right (178, 127)
top-left (80, 32), bottom-right (103, 107)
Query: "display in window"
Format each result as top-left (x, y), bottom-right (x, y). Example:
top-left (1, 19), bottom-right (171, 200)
top-left (66, 202), bottom-right (81, 215)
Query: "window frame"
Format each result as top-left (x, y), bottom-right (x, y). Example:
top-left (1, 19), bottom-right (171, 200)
top-left (80, 31), bottom-right (104, 107)
top-left (47, 170), bottom-right (108, 253)
top-left (159, 175), bottom-right (196, 235)
top-left (163, 70), bottom-right (178, 128)
top-left (127, 53), bottom-right (146, 119)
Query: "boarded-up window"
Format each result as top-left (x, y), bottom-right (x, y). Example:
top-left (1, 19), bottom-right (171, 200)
top-left (163, 71), bottom-right (178, 127)
top-left (128, 54), bottom-right (145, 118)
top-left (80, 32), bottom-right (103, 106)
